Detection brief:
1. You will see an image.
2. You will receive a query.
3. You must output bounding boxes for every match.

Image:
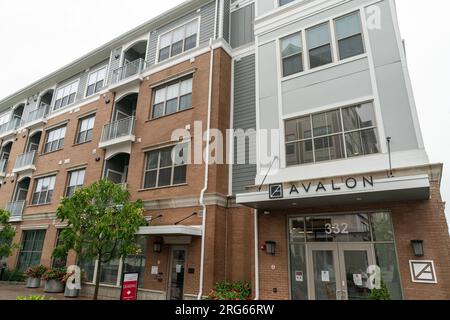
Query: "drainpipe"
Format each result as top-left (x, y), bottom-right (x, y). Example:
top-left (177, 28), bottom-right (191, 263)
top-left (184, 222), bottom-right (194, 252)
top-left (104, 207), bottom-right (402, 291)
top-left (197, 38), bottom-right (215, 300)
top-left (254, 209), bottom-right (260, 300)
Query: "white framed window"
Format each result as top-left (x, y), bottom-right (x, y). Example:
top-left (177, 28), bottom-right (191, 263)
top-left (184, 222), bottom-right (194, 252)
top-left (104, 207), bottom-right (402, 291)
top-left (151, 76), bottom-right (193, 119)
top-left (54, 80), bottom-right (79, 110)
top-left (285, 102), bottom-right (379, 166)
top-left (32, 175), bottom-right (56, 205)
top-left (44, 126), bottom-right (66, 153)
top-left (307, 22), bottom-right (333, 69)
top-left (76, 115), bottom-right (95, 144)
top-left (143, 144), bottom-right (188, 189)
top-left (66, 169), bottom-right (85, 197)
top-left (281, 32), bottom-right (303, 77)
top-left (334, 11), bottom-right (365, 60)
top-left (86, 67), bottom-right (107, 97)
top-left (158, 19), bottom-right (199, 62)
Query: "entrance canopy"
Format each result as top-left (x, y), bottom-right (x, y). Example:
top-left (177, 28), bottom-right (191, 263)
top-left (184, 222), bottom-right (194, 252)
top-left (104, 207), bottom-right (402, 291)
top-left (137, 225), bottom-right (202, 237)
top-left (236, 174), bottom-right (430, 210)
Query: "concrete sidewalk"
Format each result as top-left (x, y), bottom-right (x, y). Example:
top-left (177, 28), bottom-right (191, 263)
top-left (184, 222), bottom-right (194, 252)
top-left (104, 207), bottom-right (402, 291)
top-left (0, 282), bottom-right (90, 300)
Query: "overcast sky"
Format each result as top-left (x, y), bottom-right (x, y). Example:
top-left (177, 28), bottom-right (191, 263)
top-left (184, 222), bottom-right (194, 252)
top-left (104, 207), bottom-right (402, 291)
top-left (0, 0), bottom-right (449, 224)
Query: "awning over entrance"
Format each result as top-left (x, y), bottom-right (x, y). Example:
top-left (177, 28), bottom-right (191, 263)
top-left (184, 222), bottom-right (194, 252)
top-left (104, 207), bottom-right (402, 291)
top-left (137, 225), bottom-right (203, 236)
top-left (236, 174), bottom-right (430, 210)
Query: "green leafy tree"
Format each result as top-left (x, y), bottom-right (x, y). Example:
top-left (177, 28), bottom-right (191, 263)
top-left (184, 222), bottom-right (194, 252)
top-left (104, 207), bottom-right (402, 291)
top-left (52, 179), bottom-right (147, 300)
top-left (0, 209), bottom-right (17, 261)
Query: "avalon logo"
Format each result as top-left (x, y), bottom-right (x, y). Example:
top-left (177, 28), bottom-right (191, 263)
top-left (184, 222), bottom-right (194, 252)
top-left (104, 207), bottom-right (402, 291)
top-left (269, 184), bottom-right (283, 199)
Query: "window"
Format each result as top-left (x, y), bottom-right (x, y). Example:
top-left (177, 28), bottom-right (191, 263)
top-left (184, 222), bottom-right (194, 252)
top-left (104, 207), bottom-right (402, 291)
top-left (279, 0), bottom-right (295, 6)
top-left (151, 77), bottom-right (193, 119)
top-left (32, 175), bottom-right (56, 205)
top-left (16, 230), bottom-right (46, 271)
top-left (76, 115), bottom-right (95, 144)
top-left (44, 126), bottom-right (66, 153)
top-left (144, 144), bottom-right (188, 189)
top-left (307, 22), bottom-right (333, 68)
top-left (0, 113), bottom-right (10, 127)
top-left (124, 236), bottom-right (147, 287)
top-left (52, 229), bottom-right (67, 268)
top-left (335, 12), bottom-right (364, 60)
top-left (86, 67), bottom-right (107, 96)
top-left (281, 32), bottom-right (303, 77)
top-left (285, 102), bottom-right (379, 166)
top-left (158, 20), bottom-right (198, 62)
top-left (66, 169), bottom-right (85, 197)
top-left (54, 81), bottom-right (79, 110)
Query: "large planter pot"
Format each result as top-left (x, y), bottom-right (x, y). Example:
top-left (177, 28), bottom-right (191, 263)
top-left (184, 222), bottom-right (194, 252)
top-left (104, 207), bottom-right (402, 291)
top-left (44, 279), bottom-right (64, 293)
top-left (64, 286), bottom-right (80, 298)
top-left (26, 277), bottom-right (41, 288)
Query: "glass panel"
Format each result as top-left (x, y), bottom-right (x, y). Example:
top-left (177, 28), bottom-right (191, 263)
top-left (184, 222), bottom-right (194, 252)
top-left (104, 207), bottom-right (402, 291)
top-left (374, 243), bottom-right (402, 300)
top-left (312, 250), bottom-right (337, 300)
top-left (306, 214), bottom-right (371, 242)
top-left (170, 249), bottom-right (186, 300)
top-left (289, 218), bottom-right (306, 243)
top-left (283, 54), bottom-right (303, 77)
top-left (185, 20), bottom-right (198, 37)
top-left (184, 35), bottom-right (197, 51)
top-left (144, 171), bottom-right (157, 189)
top-left (124, 236), bottom-right (147, 287)
top-left (179, 94), bottom-right (192, 111)
top-left (147, 152), bottom-right (159, 170)
top-left (313, 110), bottom-right (342, 136)
top-left (281, 33), bottom-right (302, 58)
top-left (371, 212), bottom-right (394, 241)
top-left (158, 168), bottom-right (172, 187)
top-left (99, 259), bottom-right (120, 285)
top-left (309, 44), bottom-right (333, 68)
top-left (286, 142), bottom-right (299, 166)
top-left (360, 129), bottom-right (379, 155)
top-left (345, 131), bottom-right (363, 158)
top-left (290, 244), bottom-right (308, 300)
top-left (165, 99), bottom-right (178, 115)
top-left (338, 34), bottom-right (364, 60)
top-left (159, 148), bottom-right (173, 167)
top-left (314, 134), bottom-right (344, 162)
top-left (335, 12), bottom-right (361, 40)
top-left (343, 103), bottom-right (376, 131)
top-left (307, 23), bottom-right (330, 49)
top-left (343, 250), bottom-right (371, 300)
top-left (79, 257), bottom-right (95, 283)
top-left (285, 120), bottom-right (298, 142)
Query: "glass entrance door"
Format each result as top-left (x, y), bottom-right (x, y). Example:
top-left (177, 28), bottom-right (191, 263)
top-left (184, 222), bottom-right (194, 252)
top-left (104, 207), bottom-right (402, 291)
top-left (168, 246), bottom-right (187, 300)
top-left (307, 243), bottom-right (374, 300)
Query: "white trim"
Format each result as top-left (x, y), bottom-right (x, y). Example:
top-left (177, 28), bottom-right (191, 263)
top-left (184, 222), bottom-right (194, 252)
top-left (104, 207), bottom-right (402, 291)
top-left (228, 56), bottom-right (235, 196)
top-left (20, 224), bottom-right (49, 230)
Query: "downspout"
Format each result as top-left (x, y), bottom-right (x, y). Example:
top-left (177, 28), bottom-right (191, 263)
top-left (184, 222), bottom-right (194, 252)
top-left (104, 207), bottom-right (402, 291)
top-left (254, 209), bottom-right (259, 300)
top-left (198, 38), bottom-right (215, 300)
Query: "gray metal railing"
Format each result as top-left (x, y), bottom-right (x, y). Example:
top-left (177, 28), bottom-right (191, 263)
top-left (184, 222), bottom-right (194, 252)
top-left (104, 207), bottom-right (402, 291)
top-left (0, 159), bottom-right (7, 173)
top-left (6, 201), bottom-right (26, 220)
top-left (101, 116), bottom-right (136, 143)
top-left (111, 59), bottom-right (147, 84)
top-left (14, 150), bottom-right (36, 170)
top-left (22, 106), bottom-right (47, 125)
top-left (0, 117), bottom-right (21, 135)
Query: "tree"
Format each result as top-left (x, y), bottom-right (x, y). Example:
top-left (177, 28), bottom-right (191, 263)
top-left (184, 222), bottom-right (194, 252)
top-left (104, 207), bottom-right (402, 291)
top-left (53, 179), bottom-right (147, 300)
top-left (0, 209), bottom-right (17, 262)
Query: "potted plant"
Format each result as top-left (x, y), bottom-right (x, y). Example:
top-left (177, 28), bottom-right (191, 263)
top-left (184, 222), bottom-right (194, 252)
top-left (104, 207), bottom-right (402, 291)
top-left (369, 281), bottom-right (391, 300)
top-left (24, 265), bottom-right (48, 288)
top-left (42, 267), bottom-right (66, 293)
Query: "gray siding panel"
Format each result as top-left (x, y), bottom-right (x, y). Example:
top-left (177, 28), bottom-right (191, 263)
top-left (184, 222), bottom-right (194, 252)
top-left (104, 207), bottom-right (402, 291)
top-left (108, 47), bottom-right (122, 84)
top-left (232, 54), bottom-right (257, 194)
top-left (147, 1), bottom-right (216, 66)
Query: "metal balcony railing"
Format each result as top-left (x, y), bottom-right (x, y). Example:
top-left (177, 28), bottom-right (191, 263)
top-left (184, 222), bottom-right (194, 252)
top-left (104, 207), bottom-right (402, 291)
top-left (101, 116), bottom-right (136, 143)
top-left (22, 106), bottom-right (47, 125)
top-left (6, 201), bottom-right (26, 220)
top-left (14, 150), bottom-right (36, 171)
top-left (0, 159), bottom-right (7, 173)
top-left (111, 59), bottom-right (147, 85)
top-left (0, 117), bottom-right (21, 135)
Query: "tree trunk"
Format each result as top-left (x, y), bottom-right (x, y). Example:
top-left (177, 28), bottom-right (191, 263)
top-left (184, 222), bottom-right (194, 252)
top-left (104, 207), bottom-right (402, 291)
top-left (93, 258), bottom-right (102, 300)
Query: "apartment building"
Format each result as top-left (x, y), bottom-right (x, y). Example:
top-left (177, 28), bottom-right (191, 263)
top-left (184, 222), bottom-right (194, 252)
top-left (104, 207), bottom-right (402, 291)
top-left (0, 0), bottom-right (449, 300)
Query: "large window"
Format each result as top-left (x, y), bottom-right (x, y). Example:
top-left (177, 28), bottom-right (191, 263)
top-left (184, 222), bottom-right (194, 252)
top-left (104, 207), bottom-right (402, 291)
top-left (32, 175), bottom-right (56, 205)
top-left (54, 81), bottom-right (79, 110)
top-left (307, 22), bottom-right (333, 69)
top-left (52, 229), bottom-right (67, 268)
top-left (158, 20), bottom-right (198, 62)
top-left (16, 230), bottom-right (46, 271)
top-left (66, 169), bottom-right (85, 197)
top-left (285, 102), bottom-right (379, 166)
top-left (144, 144), bottom-right (188, 189)
top-left (151, 77), bottom-right (193, 119)
top-left (86, 67), bottom-right (107, 97)
top-left (44, 126), bottom-right (66, 153)
top-left (281, 32), bottom-right (303, 77)
top-left (335, 12), bottom-right (365, 60)
top-left (76, 115), bottom-right (95, 144)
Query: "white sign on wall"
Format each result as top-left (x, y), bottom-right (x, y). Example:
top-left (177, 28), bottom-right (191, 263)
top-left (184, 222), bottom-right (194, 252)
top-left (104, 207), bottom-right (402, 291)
top-left (409, 260), bottom-right (438, 284)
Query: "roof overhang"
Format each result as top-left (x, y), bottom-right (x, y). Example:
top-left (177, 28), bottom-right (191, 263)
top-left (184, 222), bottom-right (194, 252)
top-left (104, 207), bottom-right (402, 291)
top-left (137, 225), bottom-right (202, 236)
top-left (236, 174), bottom-right (431, 210)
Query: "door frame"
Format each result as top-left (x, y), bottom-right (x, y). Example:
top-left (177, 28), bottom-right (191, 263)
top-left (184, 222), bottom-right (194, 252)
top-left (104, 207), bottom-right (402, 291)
top-left (167, 245), bottom-right (188, 300)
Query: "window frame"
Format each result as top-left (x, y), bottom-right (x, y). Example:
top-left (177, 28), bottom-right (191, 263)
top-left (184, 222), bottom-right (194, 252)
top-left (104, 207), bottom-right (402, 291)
top-left (75, 114), bottom-right (96, 145)
top-left (156, 18), bottom-right (200, 63)
top-left (53, 80), bottom-right (80, 111)
top-left (31, 175), bottom-right (57, 205)
top-left (333, 11), bottom-right (366, 61)
top-left (85, 66), bottom-right (108, 98)
top-left (65, 168), bottom-right (86, 197)
top-left (43, 125), bottom-right (67, 154)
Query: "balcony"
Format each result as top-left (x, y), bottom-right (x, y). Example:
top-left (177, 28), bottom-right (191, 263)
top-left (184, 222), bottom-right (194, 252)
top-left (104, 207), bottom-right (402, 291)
top-left (21, 106), bottom-right (48, 129)
top-left (0, 117), bottom-right (21, 139)
top-left (0, 159), bottom-right (7, 178)
top-left (13, 151), bottom-right (36, 174)
top-left (99, 117), bottom-right (136, 149)
top-left (6, 201), bottom-right (26, 222)
top-left (110, 59), bottom-right (147, 88)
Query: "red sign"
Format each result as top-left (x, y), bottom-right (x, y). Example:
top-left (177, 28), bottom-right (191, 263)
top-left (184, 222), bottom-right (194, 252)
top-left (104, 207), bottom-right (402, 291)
top-left (121, 273), bottom-right (139, 301)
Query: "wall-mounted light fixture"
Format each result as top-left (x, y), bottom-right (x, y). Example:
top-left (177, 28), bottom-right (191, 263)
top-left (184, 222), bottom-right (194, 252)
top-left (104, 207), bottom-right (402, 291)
top-left (264, 241), bottom-right (276, 256)
top-left (153, 241), bottom-right (162, 253)
top-left (411, 240), bottom-right (424, 257)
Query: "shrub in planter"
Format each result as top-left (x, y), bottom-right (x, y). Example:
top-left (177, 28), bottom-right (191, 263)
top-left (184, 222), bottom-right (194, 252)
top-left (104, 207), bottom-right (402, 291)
top-left (24, 265), bottom-right (48, 288)
top-left (207, 281), bottom-right (252, 300)
top-left (1, 268), bottom-right (25, 282)
top-left (369, 281), bottom-right (391, 300)
top-left (42, 267), bottom-right (66, 293)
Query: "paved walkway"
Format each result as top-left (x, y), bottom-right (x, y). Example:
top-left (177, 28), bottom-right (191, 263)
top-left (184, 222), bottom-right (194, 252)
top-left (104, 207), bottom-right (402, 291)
top-left (0, 282), bottom-right (90, 300)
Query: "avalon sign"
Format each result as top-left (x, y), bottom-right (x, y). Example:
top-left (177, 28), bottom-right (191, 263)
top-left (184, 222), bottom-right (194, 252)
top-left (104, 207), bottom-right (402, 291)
top-left (269, 176), bottom-right (374, 200)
